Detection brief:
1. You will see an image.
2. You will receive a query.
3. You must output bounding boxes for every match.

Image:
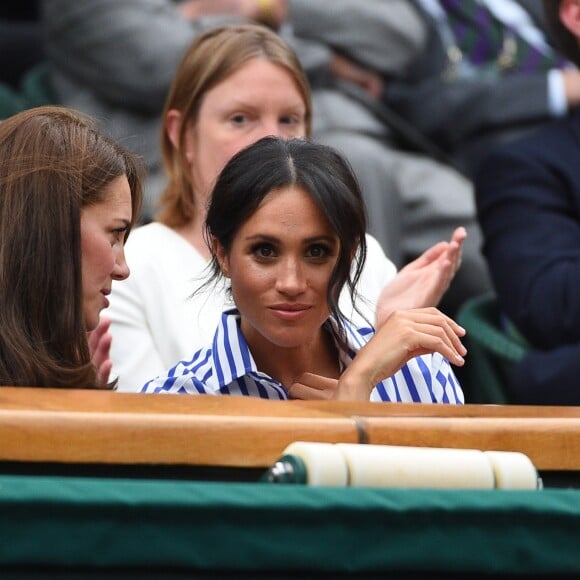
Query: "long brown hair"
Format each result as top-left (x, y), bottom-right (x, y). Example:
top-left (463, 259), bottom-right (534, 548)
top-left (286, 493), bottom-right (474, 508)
top-left (0, 106), bottom-right (143, 389)
top-left (156, 23), bottom-right (312, 228)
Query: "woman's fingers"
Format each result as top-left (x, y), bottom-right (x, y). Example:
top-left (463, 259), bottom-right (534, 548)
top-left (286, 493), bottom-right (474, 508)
top-left (391, 308), bottom-right (467, 362)
top-left (371, 308), bottom-right (467, 378)
top-left (449, 226), bottom-right (466, 273)
top-left (87, 316), bottom-right (110, 354)
top-left (96, 359), bottom-right (113, 385)
top-left (88, 316), bottom-right (113, 385)
top-left (288, 372), bottom-right (339, 400)
top-left (406, 323), bottom-right (467, 366)
top-left (413, 240), bottom-right (449, 268)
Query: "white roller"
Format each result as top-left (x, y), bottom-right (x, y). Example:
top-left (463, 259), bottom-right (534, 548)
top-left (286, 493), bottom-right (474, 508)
top-left (282, 441), bottom-right (348, 486)
top-left (336, 443), bottom-right (496, 489)
top-left (484, 451), bottom-right (539, 490)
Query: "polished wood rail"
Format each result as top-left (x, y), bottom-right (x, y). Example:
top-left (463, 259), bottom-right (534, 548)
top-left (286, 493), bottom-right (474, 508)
top-left (0, 387), bottom-right (578, 470)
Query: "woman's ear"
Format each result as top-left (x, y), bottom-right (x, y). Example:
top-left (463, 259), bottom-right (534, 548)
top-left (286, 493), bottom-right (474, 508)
top-left (561, 0), bottom-right (580, 38)
top-left (212, 237), bottom-right (230, 278)
top-left (165, 109), bottom-right (182, 150)
top-left (166, 109), bottom-right (194, 163)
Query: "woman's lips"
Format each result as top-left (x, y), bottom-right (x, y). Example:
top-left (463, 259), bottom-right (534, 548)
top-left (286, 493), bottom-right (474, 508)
top-left (269, 304), bottom-right (311, 321)
top-left (101, 290), bottom-right (111, 309)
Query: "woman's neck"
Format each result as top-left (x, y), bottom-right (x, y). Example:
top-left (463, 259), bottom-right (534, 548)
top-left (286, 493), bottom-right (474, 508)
top-left (246, 325), bottom-right (341, 388)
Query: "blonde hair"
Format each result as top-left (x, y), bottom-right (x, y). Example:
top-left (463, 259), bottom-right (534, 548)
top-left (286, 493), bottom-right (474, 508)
top-left (156, 23), bottom-right (312, 228)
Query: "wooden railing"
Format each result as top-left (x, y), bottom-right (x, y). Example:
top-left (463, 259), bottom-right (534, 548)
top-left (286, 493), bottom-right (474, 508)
top-left (0, 387), bottom-right (578, 473)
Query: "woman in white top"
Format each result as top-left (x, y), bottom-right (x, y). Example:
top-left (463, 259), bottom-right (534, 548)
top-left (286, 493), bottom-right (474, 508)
top-left (108, 24), bottom-right (465, 392)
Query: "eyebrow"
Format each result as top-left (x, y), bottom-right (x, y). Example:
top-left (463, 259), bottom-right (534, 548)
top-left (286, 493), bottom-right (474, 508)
top-left (243, 234), bottom-right (338, 244)
top-left (221, 100), bottom-right (306, 113)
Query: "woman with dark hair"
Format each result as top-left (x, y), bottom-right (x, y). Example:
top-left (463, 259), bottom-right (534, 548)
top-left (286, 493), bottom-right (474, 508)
top-left (143, 137), bottom-right (465, 402)
top-left (0, 105), bottom-right (143, 389)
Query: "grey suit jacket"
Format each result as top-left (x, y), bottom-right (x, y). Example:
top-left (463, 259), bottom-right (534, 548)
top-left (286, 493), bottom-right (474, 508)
top-left (384, 0), bottom-right (558, 167)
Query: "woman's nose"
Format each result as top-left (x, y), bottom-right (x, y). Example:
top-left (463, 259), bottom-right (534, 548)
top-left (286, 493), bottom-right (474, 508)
top-left (112, 248), bottom-right (130, 281)
top-left (275, 258), bottom-right (307, 295)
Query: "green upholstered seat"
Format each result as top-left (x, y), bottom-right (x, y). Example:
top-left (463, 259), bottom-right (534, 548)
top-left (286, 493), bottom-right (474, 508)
top-left (0, 82), bottom-right (25, 120)
top-left (457, 292), bottom-right (529, 404)
top-left (19, 62), bottom-right (57, 108)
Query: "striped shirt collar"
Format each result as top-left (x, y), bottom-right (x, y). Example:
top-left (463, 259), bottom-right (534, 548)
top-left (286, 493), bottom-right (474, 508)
top-left (143, 309), bottom-right (463, 404)
top-left (208, 308), bottom-right (372, 390)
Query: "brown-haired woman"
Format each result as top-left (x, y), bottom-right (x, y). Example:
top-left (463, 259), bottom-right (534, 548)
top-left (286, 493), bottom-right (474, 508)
top-left (0, 106), bottom-right (143, 389)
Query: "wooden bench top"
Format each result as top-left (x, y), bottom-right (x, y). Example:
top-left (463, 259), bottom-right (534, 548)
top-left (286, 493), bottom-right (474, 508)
top-left (0, 387), bottom-right (578, 470)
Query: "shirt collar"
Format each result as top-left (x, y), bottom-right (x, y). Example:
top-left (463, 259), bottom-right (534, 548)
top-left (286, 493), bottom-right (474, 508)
top-left (209, 308), bottom-right (373, 388)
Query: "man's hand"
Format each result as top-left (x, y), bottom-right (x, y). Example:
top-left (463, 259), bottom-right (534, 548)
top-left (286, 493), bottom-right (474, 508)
top-left (178, 0), bottom-right (287, 27)
top-left (563, 69), bottom-right (580, 108)
top-left (330, 53), bottom-right (384, 100)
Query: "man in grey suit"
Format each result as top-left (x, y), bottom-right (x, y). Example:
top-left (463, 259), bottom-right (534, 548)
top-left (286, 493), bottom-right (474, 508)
top-left (385, 0), bottom-right (579, 176)
top-left (41, 0), bottom-right (491, 314)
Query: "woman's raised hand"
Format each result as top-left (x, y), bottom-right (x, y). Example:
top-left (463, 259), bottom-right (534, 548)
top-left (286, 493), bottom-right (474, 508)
top-left (289, 307), bottom-right (466, 402)
top-left (375, 227), bottom-right (466, 327)
top-left (339, 307), bottom-right (466, 400)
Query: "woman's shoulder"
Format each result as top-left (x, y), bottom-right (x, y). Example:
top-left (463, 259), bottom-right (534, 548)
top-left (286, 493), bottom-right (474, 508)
top-left (124, 222), bottom-right (206, 269)
top-left (126, 221), bottom-right (186, 250)
top-left (352, 234), bottom-right (397, 311)
top-left (363, 233), bottom-right (397, 276)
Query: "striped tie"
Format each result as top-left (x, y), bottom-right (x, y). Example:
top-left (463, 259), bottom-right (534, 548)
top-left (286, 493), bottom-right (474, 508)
top-left (439, 0), bottom-right (566, 74)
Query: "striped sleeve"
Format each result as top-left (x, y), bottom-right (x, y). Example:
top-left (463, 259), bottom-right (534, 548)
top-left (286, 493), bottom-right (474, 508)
top-left (371, 354), bottom-right (464, 404)
top-left (140, 348), bottom-right (214, 395)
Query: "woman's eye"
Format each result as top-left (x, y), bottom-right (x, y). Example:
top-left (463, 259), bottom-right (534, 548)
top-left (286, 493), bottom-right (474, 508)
top-left (280, 115), bottom-right (299, 125)
top-left (253, 243), bottom-right (276, 259)
top-left (112, 227), bottom-right (128, 244)
top-left (307, 244), bottom-right (330, 259)
top-left (231, 114), bottom-right (247, 125)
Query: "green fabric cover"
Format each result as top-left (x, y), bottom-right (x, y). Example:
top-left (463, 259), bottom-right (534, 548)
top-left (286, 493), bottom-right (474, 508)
top-left (457, 292), bottom-right (529, 404)
top-left (0, 475), bottom-right (579, 574)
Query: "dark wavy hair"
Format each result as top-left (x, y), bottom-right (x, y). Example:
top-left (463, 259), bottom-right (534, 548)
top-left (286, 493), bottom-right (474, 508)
top-left (0, 106), bottom-right (143, 389)
top-left (204, 136), bottom-right (368, 349)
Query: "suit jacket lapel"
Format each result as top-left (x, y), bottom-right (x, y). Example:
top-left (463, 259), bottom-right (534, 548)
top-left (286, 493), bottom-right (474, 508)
top-left (570, 111), bottom-right (580, 152)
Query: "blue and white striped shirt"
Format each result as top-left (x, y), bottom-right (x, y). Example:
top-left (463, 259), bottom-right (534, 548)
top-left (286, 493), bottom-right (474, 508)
top-left (141, 309), bottom-right (464, 404)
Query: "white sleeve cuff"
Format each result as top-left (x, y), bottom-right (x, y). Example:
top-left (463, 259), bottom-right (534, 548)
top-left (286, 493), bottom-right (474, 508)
top-left (548, 69), bottom-right (568, 117)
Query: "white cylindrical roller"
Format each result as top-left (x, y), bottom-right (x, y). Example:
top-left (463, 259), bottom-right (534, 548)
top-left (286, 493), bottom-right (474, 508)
top-left (484, 451), bottom-right (539, 490)
top-left (336, 443), bottom-right (496, 489)
top-left (282, 441), bottom-right (348, 486)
